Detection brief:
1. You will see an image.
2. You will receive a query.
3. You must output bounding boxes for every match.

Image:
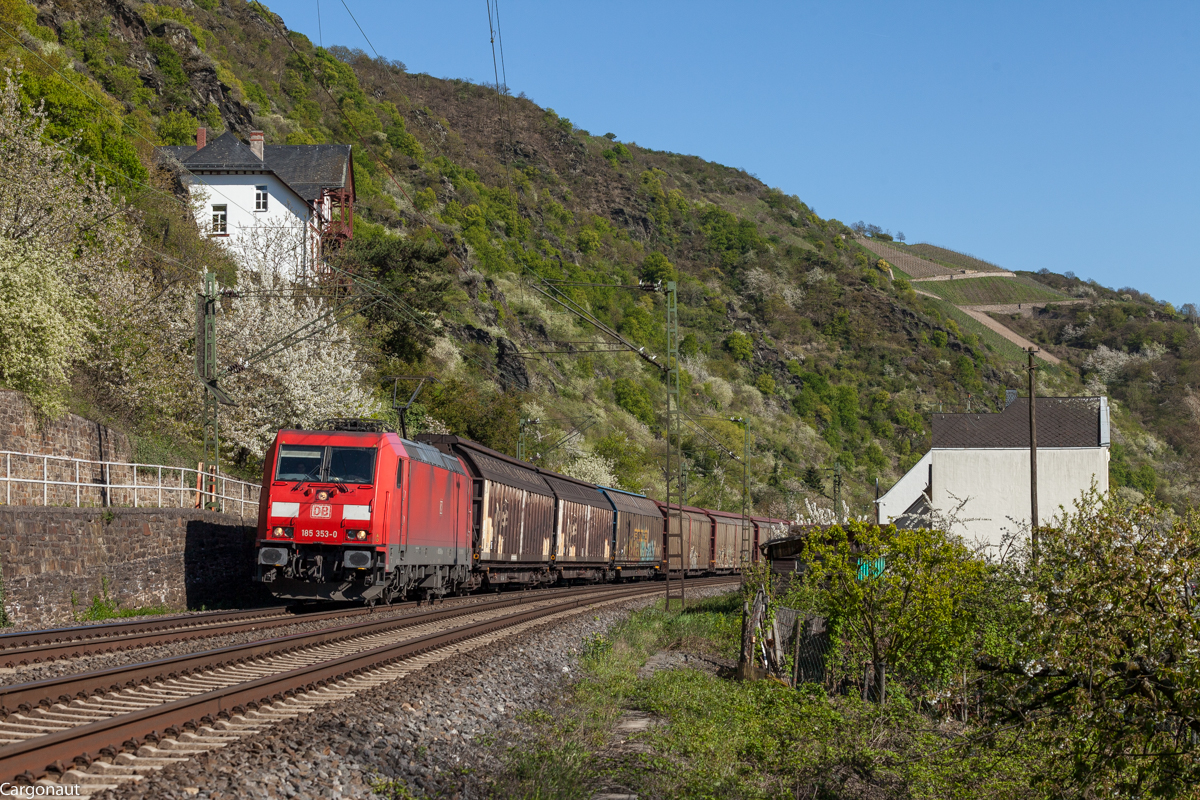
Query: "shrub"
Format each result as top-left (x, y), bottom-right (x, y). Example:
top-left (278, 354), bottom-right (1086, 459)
top-left (577, 229), bottom-right (600, 254)
top-left (724, 331), bottom-right (753, 361)
top-left (156, 109), bottom-right (199, 145)
top-left (613, 378), bottom-right (654, 426)
top-left (755, 373), bottom-right (776, 395)
top-left (386, 119), bottom-right (424, 162)
top-left (680, 333), bottom-right (700, 358)
top-left (413, 187), bottom-right (436, 211)
top-left (640, 252), bottom-right (675, 284)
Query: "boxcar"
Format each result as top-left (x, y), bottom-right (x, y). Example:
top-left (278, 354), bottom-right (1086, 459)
top-left (538, 469), bottom-right (614, 582)
top-left (418, 434), bottom-right (556, 586)
top-left (657, 502), bottom-right (714, 574)
top-left (600, 486), bottom-right (662, 579)
top-left (706, 510), bottom-right (749, 572)
top-left (254, 429), bottom-right (470, 603)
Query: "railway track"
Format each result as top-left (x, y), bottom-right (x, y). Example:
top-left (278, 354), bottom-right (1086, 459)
top-left (0, 583), bottom-right (628, 667)
top-left (0, 577), bottom-right (736, 792)
top-left (0, 607), bottom-right (294, 667)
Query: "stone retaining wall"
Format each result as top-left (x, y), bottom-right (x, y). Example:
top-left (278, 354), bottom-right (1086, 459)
top-left (0, 508), bottom-right (267, 627)
top-left (0, 390), bottom-right (131, 462)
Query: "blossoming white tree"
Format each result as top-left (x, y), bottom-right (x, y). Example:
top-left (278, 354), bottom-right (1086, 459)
top-left (218, 228), bottom-right (380, 461)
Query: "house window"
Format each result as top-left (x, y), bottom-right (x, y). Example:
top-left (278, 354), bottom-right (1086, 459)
top-left (211, 204), bottom-right (227, 234)
top-left (255, 186), bottom-right (268, 212)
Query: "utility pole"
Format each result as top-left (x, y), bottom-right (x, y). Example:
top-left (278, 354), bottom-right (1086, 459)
top-left (665, 280), bottom-right (684, 610)
top-left (517, 416), bottom-right (539, 462)
top-left (1027, 348), bottom-right (1039, 562)
top-left (834, 462), bottom-right (844, 525)
top-left (195, 272), bottom-right (221, 511)
top-left (730, 417), bottom-right (751, 571)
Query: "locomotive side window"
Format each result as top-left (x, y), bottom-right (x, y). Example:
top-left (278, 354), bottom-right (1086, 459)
top-left (328, 447), bottom-right (377, 484)
top-left (396, 462), bottom-right (403, 487)
top-left (276, 446), bottom-right (324, 482)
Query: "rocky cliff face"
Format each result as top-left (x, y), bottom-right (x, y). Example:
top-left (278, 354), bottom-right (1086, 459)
top-left (30, 0), bottom-right (252, 133)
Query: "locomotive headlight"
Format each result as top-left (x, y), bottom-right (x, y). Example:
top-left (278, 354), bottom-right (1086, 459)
top-left (355, 530), bottom-right (368, 540)
top-left (316, 489), bottom-right (332, 502)
top-left (272, 526), bottom-right (294, 539)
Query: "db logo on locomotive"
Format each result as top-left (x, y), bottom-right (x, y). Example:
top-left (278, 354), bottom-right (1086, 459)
top-left (310, 504), bottom-right (332, 519)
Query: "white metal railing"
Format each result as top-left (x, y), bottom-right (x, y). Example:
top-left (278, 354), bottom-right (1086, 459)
top-left (0, 450), bottom-right (260, 517)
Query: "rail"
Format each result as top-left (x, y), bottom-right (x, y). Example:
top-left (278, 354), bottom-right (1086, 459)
top-left (0, 450), bottom-right (260, 517)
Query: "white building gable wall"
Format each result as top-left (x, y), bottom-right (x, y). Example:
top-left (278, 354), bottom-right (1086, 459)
top-left (187, 173), bottom-right (316, 277)
top-left (876, 450), bottom-right (931, 524)
top-left (930, 447), bottom-right (1109, 552)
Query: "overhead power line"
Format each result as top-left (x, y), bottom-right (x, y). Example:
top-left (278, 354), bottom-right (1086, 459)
top-left (338, 0), bottom-right (380, 59)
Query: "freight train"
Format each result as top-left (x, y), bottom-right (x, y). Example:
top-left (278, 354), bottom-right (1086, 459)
top-left (253, 422), bottom-right (789, 604)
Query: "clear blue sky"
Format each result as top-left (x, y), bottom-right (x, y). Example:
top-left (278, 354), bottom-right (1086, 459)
top-left (277, 1), bottom-right (1199, 307)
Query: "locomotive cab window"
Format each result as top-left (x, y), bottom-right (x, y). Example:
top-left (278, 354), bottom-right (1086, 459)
top-left (328, 447), bottom-right (376, 484)
top-left (275, 446), bottom-right (324, 482)
top-left (274, 445), bottom-right (378, 484)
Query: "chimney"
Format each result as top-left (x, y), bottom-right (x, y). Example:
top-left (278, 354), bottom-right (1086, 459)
top-left (249, 130), bottom-right (264, 160)
top-left (196, 127), bottom-right (206, 150)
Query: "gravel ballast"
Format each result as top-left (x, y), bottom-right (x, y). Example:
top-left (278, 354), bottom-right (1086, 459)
top-left (98, 585), bottom-right (733, 800)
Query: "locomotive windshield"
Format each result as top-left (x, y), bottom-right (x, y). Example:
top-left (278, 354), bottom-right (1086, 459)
top-left (328, 447), bottom-right (377, 483)
top-left (275, 445), bottom-right (377, 484)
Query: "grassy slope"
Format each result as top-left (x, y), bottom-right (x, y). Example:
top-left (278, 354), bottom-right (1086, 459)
top-left (20, 0), bottom-right (1198, 510)
top-left (920, 275), bottom-right (1067, 306)
top-left (489, 592), bottom-right (1036, 799)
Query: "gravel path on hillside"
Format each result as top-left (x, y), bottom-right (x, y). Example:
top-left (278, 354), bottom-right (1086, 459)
top-left (958, 308), bottom-right (1062, 364)
top-left (0, 594), bottom-right (549, 688)
top-left (99, 586), bottom-right (734, 800)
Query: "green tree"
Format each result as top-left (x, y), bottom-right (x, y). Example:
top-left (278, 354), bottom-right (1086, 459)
top-left (424, 377), bottom-right (523, 454)
top-left (680, 333), bottom-right (700, 358)
top-left (413, 187), bottom-right (436, 212)
top-left (332, 231), bottom-right (451, 362)
top-left (792, 521), bottom-right (988, 697)
top-left (640, 252), bottom-right (675, 284)
top-left (725, 331), bottom-right (753, 361)
top-left (613, 378), bottom-right (654, 426)
top-left (755, 372), bottom-right (775, 395)
top-left (156, 109), bottom-right (199, 145)
top-left (385, 118), bottom-right (424, 162)
top-left (979, 496), bottom-right (1200, 798)
top-left (577, 229), bottom-right (600, 254)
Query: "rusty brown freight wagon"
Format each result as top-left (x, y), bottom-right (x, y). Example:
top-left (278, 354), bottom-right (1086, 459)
top-left (657, 502), bottom-right (713, 574)
top-left (706, 510), bottom-right (747, 572)
top-left (538, 469), bottom-right (614, 582)
top-left (601, 486), bottom-right (662, 579)
top-left (417, 435), bottom-right (555, 586)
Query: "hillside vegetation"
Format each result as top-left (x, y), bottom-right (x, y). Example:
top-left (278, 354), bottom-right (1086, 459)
top-left (0, 0), bottom-right (1195, 515)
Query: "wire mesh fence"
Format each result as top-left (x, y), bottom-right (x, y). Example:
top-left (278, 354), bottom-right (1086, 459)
top-left (0, 450), bottom-right (260, 517)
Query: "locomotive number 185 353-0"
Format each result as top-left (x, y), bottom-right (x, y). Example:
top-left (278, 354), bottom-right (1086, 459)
top-left (300, 529), bottom-right (338, 539)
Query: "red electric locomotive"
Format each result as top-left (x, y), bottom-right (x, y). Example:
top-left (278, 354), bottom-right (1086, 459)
top-left (254, 423), bottom-right (472, 604)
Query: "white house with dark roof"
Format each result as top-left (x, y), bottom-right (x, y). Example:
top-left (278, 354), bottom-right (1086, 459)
top-left (876, 396), bottom-right (1110, 551)
top-left (157, 128), bottom-right (355, 277)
